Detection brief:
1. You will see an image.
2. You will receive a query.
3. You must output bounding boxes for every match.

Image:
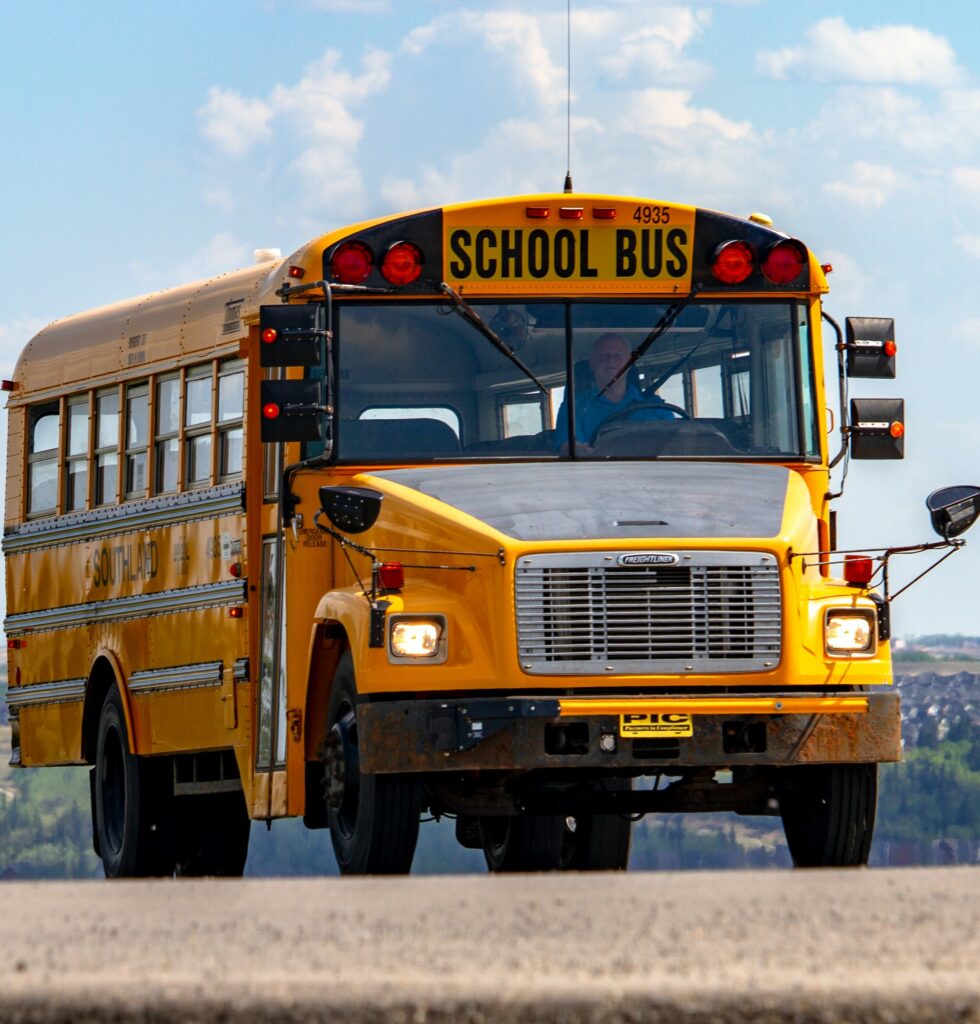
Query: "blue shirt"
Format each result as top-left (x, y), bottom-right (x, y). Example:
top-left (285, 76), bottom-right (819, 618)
top-left (555, 384), bottom-right (673, 446)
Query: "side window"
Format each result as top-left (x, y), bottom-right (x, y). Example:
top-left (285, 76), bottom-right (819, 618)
top-left (27, 402), bottom-right (60, 517)
top-left (185, 366), bottom-right (213, 489)
top-left (217, 360), bottom-right (244, 480)
top-left (125, 383), bottom-right (149, 499)
top-left (94, 388), bottom-right (120, 506)
top-left (155, 374), bottom-right (180, 494)
top-left (691, 365), bottom-right (724, 418)
top-left (358, 406), bottom-right (461, 436)
top-left (500, 398), bottom-right (544, 438)
top-left (65, 395), bottom-right (90, 512)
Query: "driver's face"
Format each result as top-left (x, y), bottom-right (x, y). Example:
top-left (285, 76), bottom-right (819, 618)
top-left (590, 335), bottom-right (630, 389)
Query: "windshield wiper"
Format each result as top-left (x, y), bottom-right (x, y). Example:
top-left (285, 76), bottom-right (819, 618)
top-left (598, 283), bottom-right (702, 399)
top-left (440, 283), bottom-right (548, 395)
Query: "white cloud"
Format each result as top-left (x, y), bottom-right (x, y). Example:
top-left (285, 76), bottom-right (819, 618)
top-left (174, 233), bottom-right (253, 283)
top-left (198, 48), bottom-right (391, 214)
top-left (954, 235), bottom-right (980, 260)
top-left (951, 167), bottom-right (980, 193)
top-left (305, 0), bottom-right (389, 10)
top-left (405, 11), bottom-right (564, 112)
top-left (205, 186), bottom-right (235, 211)
top-left (198, 87), bottom-right (274, 156)
top-left (757, 16), bottom-right (961, 87)
top-left (599, 9), bottom-right (712, 85)
top-left (952, 317), bottom-right (980, 344)
top-left (816, 250), bottom-right (866, 313)
top-left (823, 161), bottom-right (899, 209)
top-left (617, 88), bottom-right (751, 145)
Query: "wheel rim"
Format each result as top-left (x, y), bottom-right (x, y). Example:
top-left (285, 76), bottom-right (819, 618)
top-left (101, 722), bottom-right (126, 855)
top-left (326, 703), bottom-right (360, 842)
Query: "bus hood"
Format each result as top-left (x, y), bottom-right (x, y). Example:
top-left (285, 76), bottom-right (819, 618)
top-left (366, 462), bottom-right (796, 542)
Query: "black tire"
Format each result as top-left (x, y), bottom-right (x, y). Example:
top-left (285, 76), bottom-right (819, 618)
top-left (777, 763), bottom-right (877, 867)
top-left (175, 792), bottom-right (251, 877)
top-left (481, 813), bottom-right (569, 872)
top-left (324, 653), bottom-right (420, 874)
top-left (93, 685), bottom-right (175, 878)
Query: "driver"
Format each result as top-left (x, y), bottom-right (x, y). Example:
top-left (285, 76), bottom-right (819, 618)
top-left (555, 332), bottom-right (673, 447)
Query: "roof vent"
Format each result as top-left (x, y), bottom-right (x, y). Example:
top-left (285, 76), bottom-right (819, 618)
top-left (254, 248), bottom-right (282, 264)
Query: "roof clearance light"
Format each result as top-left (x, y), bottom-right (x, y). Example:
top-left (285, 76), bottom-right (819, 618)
top-left (525, 207), bottom-right (550, 219)
top-left (559, 207), bottom-right (585, 220)
top-left (711, 241), bottom-right (755, 284)
top-left (890, 420), bottom-right (905, 438)
top-left (330, 241), bottom-right (374, 284)
top-left (593, 208), bottom-right (618, 220)
top-left (378, 561), bottom-right (405, 590)
top-left (380, 242), bottom-right (424, 286)
top-left (762, 239), bottom-right (807, 284)
top-left (843, 554), bottom-right (875, 585)
top-left (262, 402), bottom-right (281, 420)
top-left (288, 265), bottom-right (305, 279)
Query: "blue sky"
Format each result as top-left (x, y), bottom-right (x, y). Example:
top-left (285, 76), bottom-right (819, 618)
top-left (3, 0), bottom-right (980, 636)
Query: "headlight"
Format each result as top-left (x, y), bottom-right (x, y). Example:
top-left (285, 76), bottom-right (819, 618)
top-left (389, 615), bottom-right (446, 662)
top-left (825, 611), bottom-right (875, 655)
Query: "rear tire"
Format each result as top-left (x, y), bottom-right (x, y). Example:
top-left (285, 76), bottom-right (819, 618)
top-left (481, 814), bottom-right (569, 872)
top-left (93, 685), bottom-right (175, 878)
top-left (324, 653), bottom-right (421, 874)
top-left (778, 764), bottom-right (877, 867)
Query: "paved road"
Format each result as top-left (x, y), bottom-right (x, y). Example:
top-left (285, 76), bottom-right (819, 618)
top-left (1, 867), bottom-right (978, 1023)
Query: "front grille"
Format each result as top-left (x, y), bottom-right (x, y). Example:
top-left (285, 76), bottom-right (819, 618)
top-left (515, 551), bottom-right (781, 675)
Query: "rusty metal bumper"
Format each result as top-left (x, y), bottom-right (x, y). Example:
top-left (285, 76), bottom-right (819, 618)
top-left (357, 691), bottom-right (901, 774)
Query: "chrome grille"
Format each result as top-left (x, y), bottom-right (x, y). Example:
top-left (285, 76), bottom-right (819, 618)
top-left (515, 551), bottom-right (781, 675)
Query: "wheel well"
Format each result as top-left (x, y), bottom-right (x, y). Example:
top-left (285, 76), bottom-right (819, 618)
top-left (304, 623), bottom-right (348, 761)
top-left (81, 658), bottom-right (120, 764)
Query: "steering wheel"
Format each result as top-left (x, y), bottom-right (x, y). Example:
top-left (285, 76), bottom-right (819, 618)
top-left (590, 399), bottom-right (689, 444)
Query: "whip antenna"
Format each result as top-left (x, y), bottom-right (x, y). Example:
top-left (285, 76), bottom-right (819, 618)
top-left (563, 0), bottom-right (573, 193)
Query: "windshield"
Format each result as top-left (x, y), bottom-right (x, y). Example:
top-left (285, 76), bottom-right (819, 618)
top-left (328, 300), bottom-right (818, 462)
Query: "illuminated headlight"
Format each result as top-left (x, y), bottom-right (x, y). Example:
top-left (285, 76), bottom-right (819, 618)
top-left (388, 615), bottom-right (447, 662)
top-left (825, 611), bottom-right (875, 655)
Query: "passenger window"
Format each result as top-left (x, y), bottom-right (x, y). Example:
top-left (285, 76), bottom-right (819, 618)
top-left (155, 375), bottom-right (180, 494)
top-left (65, 396), bottom-right (90, 512)
top-left (501, 399), bottom-right (543, 438)
top-left (27, 402), bottom-right (60, 516)
top-left (359, 406), bottom-right (461, 436)
top-left (185, 366), bottom-right (213, 488)
top-left (218, 361), bottom-right (245, 479)
top-left (125, 383), bottom-right (149, 498)
top-left (95, 389), bottom-right (120, 506)
top-left (692, 365), bottom-right (723, 418)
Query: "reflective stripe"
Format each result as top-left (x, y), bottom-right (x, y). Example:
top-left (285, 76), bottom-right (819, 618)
top-left (5, 677), bottom-right (86, 709)
top-left (2, 482), bottom-right (244, 556)
top-left (129, 661), bottom-right (224, 695)
top-left (4, 579), bottom-right (245, 637)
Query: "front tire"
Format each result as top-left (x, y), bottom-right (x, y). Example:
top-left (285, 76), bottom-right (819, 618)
top-left (324, 653), bottom-right (421, 874)
top-left (777, 764), bottom-right (877, 867)
top-left (93, 685), bottom-right (175, 878)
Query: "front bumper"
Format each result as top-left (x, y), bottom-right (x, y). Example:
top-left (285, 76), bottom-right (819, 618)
top-left (358, 692), bottom-right (901, 774)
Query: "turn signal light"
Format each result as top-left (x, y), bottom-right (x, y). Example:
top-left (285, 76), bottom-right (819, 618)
top-left (228, 607), bottom-right (244, 619)
top-left (890, 421), bottom-right (905, 438)
top-left (762, 239), bottom-right (807, 284)
top-left (525, 207), bottom-right (550, 219)
top-left (330, 241), bottom-right (373, 284)
top-left (378, 561), bottom-right (405, 590)
top-left (262, 402), bottom-right (281, 420)
top-left (843, 555), bottom-right (874, 585)
top-left (7, 639), bottom-right (25, 650)
top-left (711, 241), bottom-right (755, 284)
top-left (380, 242), bottom-right (423, 286)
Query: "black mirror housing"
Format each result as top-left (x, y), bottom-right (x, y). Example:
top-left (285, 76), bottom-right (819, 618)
top-left (259, 304), bottom-right (325, 367)
top-left (260, 379), bottom-right (325, 443)
top-left (845, 317), bottom-right (896, 379)
top-left (319, 486), bottom-right (383, 533)
top-left (927, 485), bottom-right (980, 539)
top-left (849, 398), bottom-right (905, 460)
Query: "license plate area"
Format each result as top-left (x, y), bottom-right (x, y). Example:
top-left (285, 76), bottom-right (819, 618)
top-left (619, 712), bottom-right (693, 738)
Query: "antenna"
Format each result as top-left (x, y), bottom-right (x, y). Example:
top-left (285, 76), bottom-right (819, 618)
top-left (563, 0), bottom-right (573, 193)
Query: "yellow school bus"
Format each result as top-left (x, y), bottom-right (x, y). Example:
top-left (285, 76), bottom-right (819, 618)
top-left (5, 193), bottom-right (977, 876)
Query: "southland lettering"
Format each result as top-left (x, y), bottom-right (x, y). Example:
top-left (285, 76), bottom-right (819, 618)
top-left (92, 540), bottom-right (159, 587)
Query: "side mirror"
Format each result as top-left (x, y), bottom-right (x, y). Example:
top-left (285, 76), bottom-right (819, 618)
top-left (927, 485), bottom-right (980, 540)
top-left (845, 317), bottom-right (896, 379)
top-left (849, 398), bottom-right (905, 460)
top-left (319, 486), bottom-right (382, 533)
